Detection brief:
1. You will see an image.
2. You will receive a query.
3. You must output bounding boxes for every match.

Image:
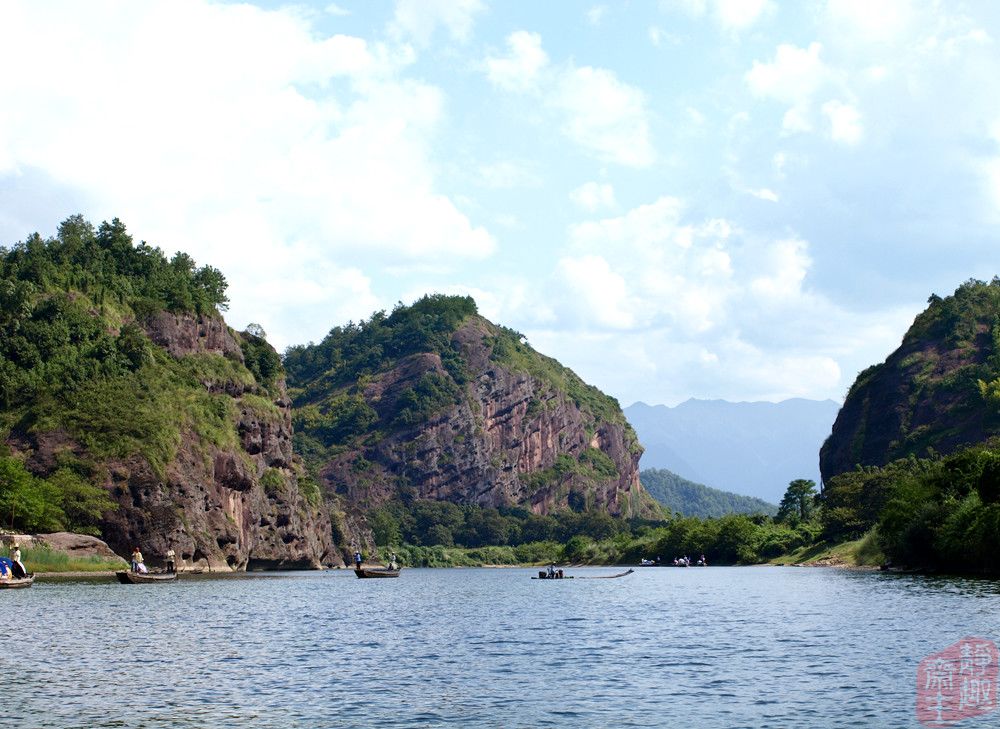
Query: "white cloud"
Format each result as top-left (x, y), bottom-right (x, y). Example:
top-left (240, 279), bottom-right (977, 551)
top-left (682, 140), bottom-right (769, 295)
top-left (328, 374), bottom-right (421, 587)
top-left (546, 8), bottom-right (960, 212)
top-left (485, 34), bottom-right (655, 168)
top-left (822, 100), bottom-right (864, 145)
top-left (494, 195), bottom-right (918, 405)
top-left (687, 106), bottom-right (706, 125)
top-left (825, 0), bottom-right (915, 43)
top-left (570, 182), bottom-right (617, 212)
top-left (672, 0), bottom-right (709, 17)
top-left (748, 188), bottom-right (780, 202)
top-left (326, 3), bottom-right (350, 16)
top-left (750, 237), bottom-right (810, 302)
top-left (557, 255), bottom-right (636, 329)
top-left (587, 5), bottom-right (609, 26)
top-left (746, 42), bottom-right (865, 141)
top-left (0, 0), bottom-right (495, 346)
top-left (670, 0), bottom-right (772, 33)
top-left (746, 42), bottom-right (830, 105)
top-left (551, 66), bottom-right (655, 168)
top-left (477, 160), bottom-right (542, 189)
top-left (713, 0), bottom-right (773, 32)
top-left (389, 0), bottom-right (485, 46)
top-left (486, 31), bottom-right (549, 92)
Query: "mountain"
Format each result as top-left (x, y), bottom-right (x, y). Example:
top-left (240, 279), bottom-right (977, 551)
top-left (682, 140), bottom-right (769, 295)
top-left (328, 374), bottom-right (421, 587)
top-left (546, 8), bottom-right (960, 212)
top-left (284, 295), bottom-right (661, 547)
top-left (0, 217), bottom-right (336, 570)
top-left (820, 278), bottom-right (1000, 482)
top-left (640, 468), bottom-right (777, 518)
top-left (625, 398), bottom-right (840, 503)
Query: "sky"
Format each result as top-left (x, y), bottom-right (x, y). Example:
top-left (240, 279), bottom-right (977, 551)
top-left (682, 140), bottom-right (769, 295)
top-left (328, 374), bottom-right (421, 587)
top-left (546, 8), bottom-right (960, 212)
top-left (2, 0), bottom-right (999, 408)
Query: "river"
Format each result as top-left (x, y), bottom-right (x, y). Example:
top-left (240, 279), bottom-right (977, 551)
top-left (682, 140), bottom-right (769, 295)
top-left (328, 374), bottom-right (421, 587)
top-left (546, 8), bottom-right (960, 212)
top-left (5, 566), bottom-right (1000, 728)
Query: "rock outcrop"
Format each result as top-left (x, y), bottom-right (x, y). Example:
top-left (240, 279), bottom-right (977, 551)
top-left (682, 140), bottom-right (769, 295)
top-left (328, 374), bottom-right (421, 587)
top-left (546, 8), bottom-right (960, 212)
top-left (1, 532), bottom-right (125, 563)
top-left (0, 218), bottom-right (337, 570)
top-left (10, 314), bottom-right (338, 571)
top-left (287, 297), bottom-right (658, 530)
top-left (820, 279), bottom-right (1000, 483)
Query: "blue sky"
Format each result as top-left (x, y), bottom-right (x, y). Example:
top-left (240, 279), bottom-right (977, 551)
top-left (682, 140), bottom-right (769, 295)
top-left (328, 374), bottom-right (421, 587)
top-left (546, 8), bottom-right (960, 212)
top-left (2, 0), bottom-right (999, 407)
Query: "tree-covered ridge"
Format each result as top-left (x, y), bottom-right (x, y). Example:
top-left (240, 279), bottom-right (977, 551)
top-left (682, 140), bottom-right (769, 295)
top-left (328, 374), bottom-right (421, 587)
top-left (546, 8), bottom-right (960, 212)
top-left (284, 294), bottom-right (477, 398)
top-left (821, 277), bottom-right (1000, 481)
top-left (285, 293), bottom-right (638, 454)
top-left (0, 217), bottom-right (268, 536)
top-left (2, 215), bottom-right (228, 319)
top-left (0, 215), bottom-right (235, 410)
top-left (640, 468), bottom-right (778, 518)
top-left (847, 277), bottom-right (1000, 404)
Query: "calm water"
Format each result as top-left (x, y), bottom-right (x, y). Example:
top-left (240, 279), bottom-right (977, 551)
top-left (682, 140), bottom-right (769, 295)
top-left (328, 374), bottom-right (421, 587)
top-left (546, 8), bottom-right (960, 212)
top-left (5, 566), bottom-right (1000, 728)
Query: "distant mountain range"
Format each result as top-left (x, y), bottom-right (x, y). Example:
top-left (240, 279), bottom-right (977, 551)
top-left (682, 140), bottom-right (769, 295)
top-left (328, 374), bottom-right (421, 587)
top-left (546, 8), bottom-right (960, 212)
top-left (640, 468), bottom-right (777, 518)
top-left (625, 398), bottom-right (841, 504)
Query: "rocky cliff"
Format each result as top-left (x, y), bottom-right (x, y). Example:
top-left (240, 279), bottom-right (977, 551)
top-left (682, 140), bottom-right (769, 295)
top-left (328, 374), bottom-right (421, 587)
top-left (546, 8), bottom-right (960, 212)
top-left (10, 313), bottom-right (337, 571)
top-left (820, 278), bottom-right (1000, 483)
top-left (0, 217), bottom-right (337, 570)
top-left (285, 296), bottom-right (659, 538)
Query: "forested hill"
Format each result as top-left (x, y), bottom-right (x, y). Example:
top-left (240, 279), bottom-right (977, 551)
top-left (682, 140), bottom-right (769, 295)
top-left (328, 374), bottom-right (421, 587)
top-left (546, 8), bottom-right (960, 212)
top-left (640, 468), bottom-right (777, 518)
top-left (283, 294), bottom-right (660, 541)
top-left (821, 278), bottom-right (1000, 482)
top-left (0, 216), bottom-right (334, 569)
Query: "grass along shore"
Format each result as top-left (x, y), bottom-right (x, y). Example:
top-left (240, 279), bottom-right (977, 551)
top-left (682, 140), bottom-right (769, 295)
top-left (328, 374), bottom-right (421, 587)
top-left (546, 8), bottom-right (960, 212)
top-left (767, 531), bottom-right (885, 569)
top-left (16, 544), bottom-right (127, 573)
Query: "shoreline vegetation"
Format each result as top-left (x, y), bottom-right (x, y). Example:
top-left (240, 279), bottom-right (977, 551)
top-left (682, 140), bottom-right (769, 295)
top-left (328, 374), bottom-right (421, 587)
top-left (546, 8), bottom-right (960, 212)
top-left (16, 545), bottom-right (126, 574)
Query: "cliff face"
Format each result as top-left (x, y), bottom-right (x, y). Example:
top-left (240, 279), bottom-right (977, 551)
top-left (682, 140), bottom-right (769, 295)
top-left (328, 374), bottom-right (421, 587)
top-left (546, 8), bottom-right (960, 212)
top-left (13, 313), bottom-right (337, 571)
top-left (0, 218), bottom-right (339, 569)
top-left (287, 299), bottom-right (657, 529)
top-left (820, 279), bottom-right (1000, 483)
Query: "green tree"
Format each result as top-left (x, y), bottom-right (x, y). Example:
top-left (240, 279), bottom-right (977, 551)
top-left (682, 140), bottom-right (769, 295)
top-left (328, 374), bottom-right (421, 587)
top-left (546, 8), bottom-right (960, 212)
top-left (777, 479), bottom-right (817, 523)
top-left (47, 468), bottom-right (117, 535)
top-left (0, 457), bottom-right (65, 532)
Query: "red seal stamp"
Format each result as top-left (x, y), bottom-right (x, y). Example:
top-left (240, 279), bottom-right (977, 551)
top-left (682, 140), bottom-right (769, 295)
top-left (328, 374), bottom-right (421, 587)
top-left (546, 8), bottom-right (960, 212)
top-left (917, 637), bottom-right (998, 727)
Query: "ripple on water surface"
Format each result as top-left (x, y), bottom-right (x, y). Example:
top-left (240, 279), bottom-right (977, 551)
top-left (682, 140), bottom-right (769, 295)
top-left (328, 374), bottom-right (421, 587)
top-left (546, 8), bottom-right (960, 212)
top-left (6, 567), bottom-right (1000, 727)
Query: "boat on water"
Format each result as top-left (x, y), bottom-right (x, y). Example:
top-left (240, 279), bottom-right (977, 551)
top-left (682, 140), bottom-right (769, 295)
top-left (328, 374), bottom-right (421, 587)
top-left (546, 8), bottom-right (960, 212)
top-left (354, 566), bottom-right (400, 578)
top-left (533, 568), bottom-right (635, 580)
top-left (0, 575), bottom-right (34, 589)
top-left (115, 570), bottom-right (177, 584)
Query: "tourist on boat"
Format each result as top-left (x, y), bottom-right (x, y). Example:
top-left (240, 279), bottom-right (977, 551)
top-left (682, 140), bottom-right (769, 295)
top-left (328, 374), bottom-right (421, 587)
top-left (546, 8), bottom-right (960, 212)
top-left (11, 543), bottom-right (24, 572)
top-left (388, 552), bottom-right (398, 570)
top-left (10, 543), bottom-right (26, 578)
top-left (131, 547), bottom-right (145, 573)
top-left (166, 547), bottom-right (176, 573)
top-left (547, 563), bottom-right (556, 577)
top-left (354, 550), bottom-right (363, 570)
top-left (0, 560), bottom-right (9, 581)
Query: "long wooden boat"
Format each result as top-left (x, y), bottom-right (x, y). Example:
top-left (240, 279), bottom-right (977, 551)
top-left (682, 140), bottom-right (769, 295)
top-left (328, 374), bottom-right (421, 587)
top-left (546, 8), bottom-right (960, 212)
top-left (533, 568), bottom-right (635, 580)
top-left (0, 575), bottom-right (34, 589)
top-left (115, 570), bottom-right (177, 584)
top-left (354, 567), bottom-right (400, 579)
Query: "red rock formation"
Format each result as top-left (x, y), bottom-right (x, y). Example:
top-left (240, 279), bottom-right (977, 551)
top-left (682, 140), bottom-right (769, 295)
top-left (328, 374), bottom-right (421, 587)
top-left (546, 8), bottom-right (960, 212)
top-left (16, 313), bottom-right (337, 571)
top-left (317, 319), bottom-right (653, 521)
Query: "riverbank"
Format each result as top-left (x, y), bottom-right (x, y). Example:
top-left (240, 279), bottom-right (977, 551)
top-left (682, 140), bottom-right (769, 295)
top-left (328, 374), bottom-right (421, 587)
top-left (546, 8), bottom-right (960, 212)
top-left (2, 532), bottom-right (127, 573)
top-left (768, 531), bottom-right (884, 569)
